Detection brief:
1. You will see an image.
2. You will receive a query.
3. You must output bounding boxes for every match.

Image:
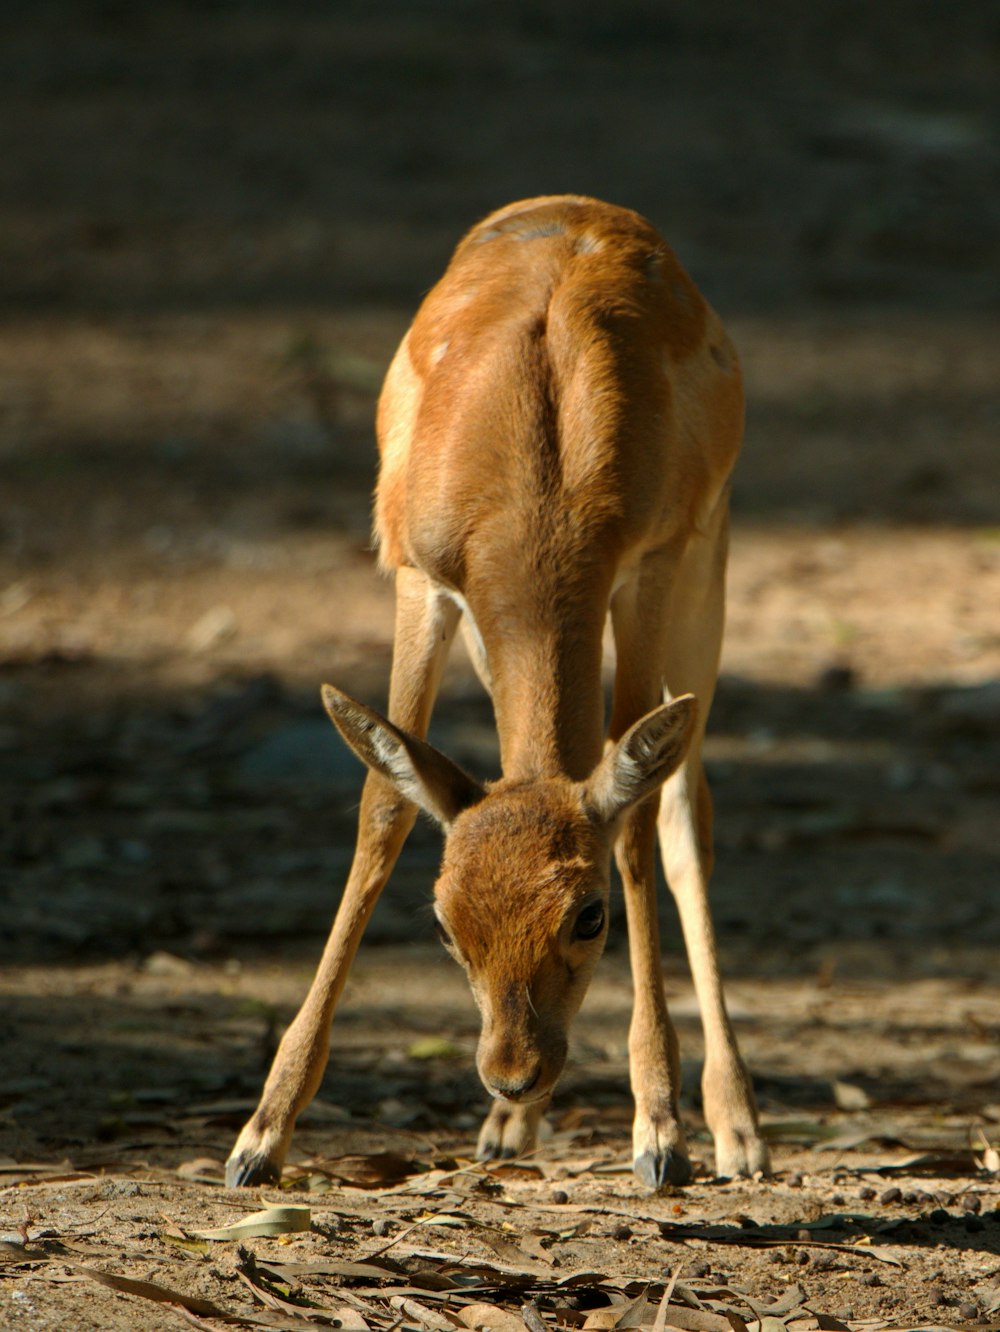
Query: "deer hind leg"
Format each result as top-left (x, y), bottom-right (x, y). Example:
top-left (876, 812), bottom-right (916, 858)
top-left (226, 566), bottom-right (461, 1187)
top-left (656, 506), bottom-right (770, 1179)
top-left (610, 546), bottom-right (693, 1187)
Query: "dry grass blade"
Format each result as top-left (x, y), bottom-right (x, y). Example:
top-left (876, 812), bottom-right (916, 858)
top-left (652, 1268), bottom-right (683, 1332)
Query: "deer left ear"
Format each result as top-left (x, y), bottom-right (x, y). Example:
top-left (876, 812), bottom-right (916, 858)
top-left (583, 694), bottom-right (698, 825)
top-left (321, 684), bottom-right (485, 828)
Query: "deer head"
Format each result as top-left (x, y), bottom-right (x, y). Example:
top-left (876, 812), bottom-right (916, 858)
top-left (321, 684), bottom-right (696, 1107)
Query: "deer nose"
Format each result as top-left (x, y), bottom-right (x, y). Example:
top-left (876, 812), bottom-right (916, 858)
top-left (487, 1063), bottom-right (543, 1102)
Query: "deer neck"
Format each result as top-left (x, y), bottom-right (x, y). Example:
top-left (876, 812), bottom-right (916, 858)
top-left (475, 605), bottom-right (607, 784)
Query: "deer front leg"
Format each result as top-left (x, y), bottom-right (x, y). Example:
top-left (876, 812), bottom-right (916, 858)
top-left (226, 774), bottom-right (417, 1186)
top-left (655, 510), bottom-right (769, 1180)
top-left (658, 762), bottom-right (770, 1179)
top-left (616, 797), bottom-right (692, 1187)
top-left (226, 568), bottom-right (460, 1187)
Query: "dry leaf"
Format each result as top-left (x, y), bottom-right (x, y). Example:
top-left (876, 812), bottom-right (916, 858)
top-left (583, 1311), bottom-right (623, 1330)
top-left (831, 1080), bottom-right (872, 1111)
top-left (310, 1152), bottom-right (421, 1187)
top-left (521, 1302), bottom-right (549, 1332)
top-left (486, 1162), bottom-right (546, 1182)
top-left (176, 1156), bottom-right (226, 1183)
top-left (457, 1302), bottom-right (532, 1332)
top-left (191, 1203), bottom-right (311, 1241)
top-left (332, 1310), bottom-right (372, 1332)
top-left (264, 1259), bottom-right (405, 1283)
top-left (389, 1294), bottom-right (461, 1329)
top-left (71, 1265), bottom-right (237, 1321)
top-left (650, 1307), bottom-right (746, 1332)
top-left (764, 1285), bottom-right (809, 1317)
top-left (974, 1131), bottom-right (1000, 1173)
top-left (479, 1232), bottom-right (550, 1274)
top-left (408, 1036), bottom-right (466, 1059)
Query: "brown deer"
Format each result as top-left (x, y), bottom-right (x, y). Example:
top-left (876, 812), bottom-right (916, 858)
top-left (226, 195), bottom-right (769, 1189)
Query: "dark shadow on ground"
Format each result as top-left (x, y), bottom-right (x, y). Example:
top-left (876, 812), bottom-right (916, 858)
top-left (4, 666), bottom-right (999, 977)
top-left (2, 1), bottom-right (999, 316)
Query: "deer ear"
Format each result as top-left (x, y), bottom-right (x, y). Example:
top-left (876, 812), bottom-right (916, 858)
top-left (584, 694), bottom-right (698, 825)
top-left (321, 685), bottom-right (485, 828)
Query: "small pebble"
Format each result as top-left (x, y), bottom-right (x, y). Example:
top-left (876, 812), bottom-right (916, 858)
top-left (796, 1250), bottom-right (810, 1265)
top-left (787, 1171), bottom-right (804, 1188)
top-left (879, 1186), bottom-right (902, 1205)
top-left (688, 1260), bottom-right (711, 1278)
top-left (551, 1189), bottom-right (569, 1206)
top-left (372, 1218), bottom-right (393, 1237)
top-left (928, 1288), bottom-right (947, 1307)
top-left (858, 1185), bottom-right (876, 1202)
top-left (818, 664), bottom-right (855, 693)
top-left (612, 1223), bottom-right (632, 1241)
top-left (902, 1190), bottom-right (919, 1205)
top-left (958, 1302), bottom-right (979, 1321)
top-left (831, 1192), bottom-right (846, 1206)
top-left (928, 1208), bottom-right (948, 1226)
top-left (97, 1179), bottom-right (144, 1200)
top-left (860, 1272), bottom-right (882, 1287)
top-left (736, 1214), bottom-right (758, 1229)
top-left (796, 1228), bottom-right (811, 1242)
top-left (963, 1195), bottom-right (982, 1214)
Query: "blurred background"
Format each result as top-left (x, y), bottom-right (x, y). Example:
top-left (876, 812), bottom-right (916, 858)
top-left (2, 0), bottom-right (999, 974)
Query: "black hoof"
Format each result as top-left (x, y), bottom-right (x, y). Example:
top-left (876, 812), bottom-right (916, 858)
top-left (633, 1148), bottom-right (692, 1189)
top-left (476, 1142), bottom-right (517, 1162)
top-left (225, 1152), bottom-right (282, 1188)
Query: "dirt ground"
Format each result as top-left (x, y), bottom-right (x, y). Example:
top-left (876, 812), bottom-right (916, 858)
top-left (2, 3), bottom-right (1000, 1330)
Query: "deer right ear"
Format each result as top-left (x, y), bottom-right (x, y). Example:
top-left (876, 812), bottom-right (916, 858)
top-left (321, 685), bottom-right (485, 828)
top-left (583, 694), bottom-right (698, 825)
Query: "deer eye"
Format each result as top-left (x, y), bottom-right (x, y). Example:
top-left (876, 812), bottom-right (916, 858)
top-left (436, 920), bottom-right (453, 949)
top-left (573, 900), bottom-right (605, 941)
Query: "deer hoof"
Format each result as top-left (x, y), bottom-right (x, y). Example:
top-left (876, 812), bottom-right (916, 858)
top-left (713, 1129), bottom-right (771, 1180)
top-left (225, 1149), bottom-right (282, 1189)
top-left (633, 1147), bottom-right (692, 1189)
top-left (475, 1099), bottom-right (544, 1162)
top-left (476, 1140), bottom-right (518, 1162)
